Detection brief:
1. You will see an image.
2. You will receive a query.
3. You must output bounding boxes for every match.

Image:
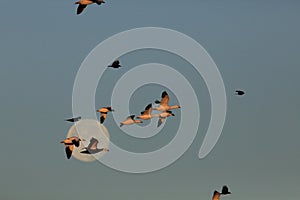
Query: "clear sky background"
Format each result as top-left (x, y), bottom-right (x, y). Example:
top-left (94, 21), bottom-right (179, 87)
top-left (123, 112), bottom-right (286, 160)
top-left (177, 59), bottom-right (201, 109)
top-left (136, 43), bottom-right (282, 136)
top-left (1, 0), bottom-right (300, 200)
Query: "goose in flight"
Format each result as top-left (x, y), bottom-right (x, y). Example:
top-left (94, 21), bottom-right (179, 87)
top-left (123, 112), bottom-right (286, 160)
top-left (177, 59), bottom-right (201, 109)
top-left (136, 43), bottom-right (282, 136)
top-left (60, 136), bottom-right (84, 159)
top-left (65, 116), bottom-right (81, 123)
top-left (136, 103), bottom-right (159, 120)
top-left (157, 111), bottom-right (175, 127)
top-left (96, 106), bottom-right (114, 124)
top-left (75, 0), bottom-right (105, 15)
top-left (212, 185), bottom-right (231, 200)
top-left (120, 115), bottom-right (143, 127)
top-left (154, 91), bottom-right (181, 112)
top-left (80, 137), bottom-right (109, 154)
top-left (108, 60), bottom-right (121, 69)
top-left (235, 90), bottom-right (245, 96)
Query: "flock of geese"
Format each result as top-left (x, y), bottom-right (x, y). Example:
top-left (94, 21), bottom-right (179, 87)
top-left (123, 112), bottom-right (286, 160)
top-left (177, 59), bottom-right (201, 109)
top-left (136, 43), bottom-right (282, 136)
top-left (60, 89), bottom-right (181, 159)
top-left (61, 3), bottom-right (244, 199)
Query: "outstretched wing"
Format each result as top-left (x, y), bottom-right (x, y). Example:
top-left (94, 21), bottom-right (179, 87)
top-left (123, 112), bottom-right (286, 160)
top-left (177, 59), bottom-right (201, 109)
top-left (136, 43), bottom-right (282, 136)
top-left (88, 137), bottom-right (99, 150)
top-left (157, 117), bottom-right (165, 127)
top-left (100, 113), bottom-right (107, 124)
top-left (77, 5), bottom-right (87, 15)
top-left (212, 191), bottom-right (220, 200)
top-left (160, 91), bottom-right (169, 107)
top-left (127, 115), bottom-right (135, 120)
top-left (113, 60), bottom-right (120, 66)
top-left (95, 0), bottom-right (105, 5)
top-left (65, 145), bottom-right (74, 159)
top-left (72, 139), bottom-right (80, 147)
top-left (143, 103), bottom-right (152, 115)
top-left (65, 116), bottom-right (81, 122)
top-left (221, 185), bottom-right (230, 194)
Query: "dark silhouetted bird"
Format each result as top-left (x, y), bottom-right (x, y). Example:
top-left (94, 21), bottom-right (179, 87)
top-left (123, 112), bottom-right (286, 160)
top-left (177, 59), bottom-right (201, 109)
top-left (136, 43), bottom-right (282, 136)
top-left (96, 106), bottom-right (114, 124)
top-left (65, 116), bottom-right (81, 122)
top-left (75, 0), bottom-right (105, 15)
top-left (108, 60), bottom-right (121, 69)
top-left (60, 136), bottom-right (85, 159)
top-left (212, 185), bottom-right (231, 200)
top-left (80, 137), bottom-right (109, 154)
top-left (235, 90), bottom-right (245, 96)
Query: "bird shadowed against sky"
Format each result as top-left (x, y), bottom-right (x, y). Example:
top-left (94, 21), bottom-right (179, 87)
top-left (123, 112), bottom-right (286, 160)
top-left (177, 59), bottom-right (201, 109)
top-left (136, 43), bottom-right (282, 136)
top-left (0, 0), bottom-right (300, 200)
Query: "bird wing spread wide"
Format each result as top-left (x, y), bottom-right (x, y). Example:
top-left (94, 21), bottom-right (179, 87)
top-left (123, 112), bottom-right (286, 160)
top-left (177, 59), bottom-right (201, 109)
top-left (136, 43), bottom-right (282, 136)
top-left (100, 113), bottom-right (107, 124)
top-left (65, 145), bottom-right (74, 159)
top-left (77, 5), bottom-right (87, 15)
top-left (143, 104), bottom-right (152, 115)
top-left (88, 138), bottom-right (99, 150)
top-left (160, 91), bottom-right (169, 107)
top-left (157, 117), bottom-right (165, 127)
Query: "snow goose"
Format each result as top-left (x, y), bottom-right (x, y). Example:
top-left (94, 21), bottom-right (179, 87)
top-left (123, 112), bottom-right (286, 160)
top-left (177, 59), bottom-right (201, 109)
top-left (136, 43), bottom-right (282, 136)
top-left (136, 103), bottom-right (159, 120)
top-left (154, 91), bottom-right (181, 112)
top-left (120, 115), bottom-right (143, 127)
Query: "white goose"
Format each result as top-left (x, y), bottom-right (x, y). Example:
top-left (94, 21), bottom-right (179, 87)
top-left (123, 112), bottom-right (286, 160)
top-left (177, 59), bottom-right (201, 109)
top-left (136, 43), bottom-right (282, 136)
top-left (154, 91), bottom-right (181, 112)
top-left (136, 104), bottom-right (159, 120)
top-left (120, 115), bottom-right (143, 127)
top-left (157, 111), bottom-right (175, 127)
top-left (75, 0), bottom-right (105, 15)
top-left (60, 136), bottom-right (84, 159)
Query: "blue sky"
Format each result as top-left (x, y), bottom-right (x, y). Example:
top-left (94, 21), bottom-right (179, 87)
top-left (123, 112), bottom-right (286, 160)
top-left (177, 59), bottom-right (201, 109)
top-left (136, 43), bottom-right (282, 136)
top-left (0, 0), bottom-right (300, 200)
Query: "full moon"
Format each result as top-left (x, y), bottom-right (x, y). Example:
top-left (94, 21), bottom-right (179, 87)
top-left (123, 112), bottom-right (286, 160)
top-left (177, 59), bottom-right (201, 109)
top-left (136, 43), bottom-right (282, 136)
top-left (67, 119), bottom-right (110, 162)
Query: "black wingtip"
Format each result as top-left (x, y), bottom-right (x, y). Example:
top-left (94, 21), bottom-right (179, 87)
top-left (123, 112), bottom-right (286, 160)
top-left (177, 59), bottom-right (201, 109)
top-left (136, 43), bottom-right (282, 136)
top-left (100, 116), bottom-right (105, 124)
top-left (145, 103), bottom-right (152, 110)
top-left (162, 91), bottom-right (168, 98)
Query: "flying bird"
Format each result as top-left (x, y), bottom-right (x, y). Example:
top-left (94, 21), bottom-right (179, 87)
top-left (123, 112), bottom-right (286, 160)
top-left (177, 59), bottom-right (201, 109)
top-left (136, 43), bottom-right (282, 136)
top-left (136, 103), bottom-right (159, 120)
top-left (65, 116), bottom-right (81, 122)
top-left (120, 115), bottom-right (143, 127)
top-left (157, 111), bottom-right (175, 127)
top-left (212, 185), bottom-right (231, 200)
top-left (108, 60), bottom-right (121, 69)
top-left (154, 91), bottom-right (181, 112)
top-left (75, 0), bottom-right (105, 15)
top-left (235, 90), bottom-right (245, 96)
top-left (60, 136), bottom-right (84, 159)
top-left (80, 137), bottom-right (109, 154)
top-left (96, 106), bottom-right (114, 124)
